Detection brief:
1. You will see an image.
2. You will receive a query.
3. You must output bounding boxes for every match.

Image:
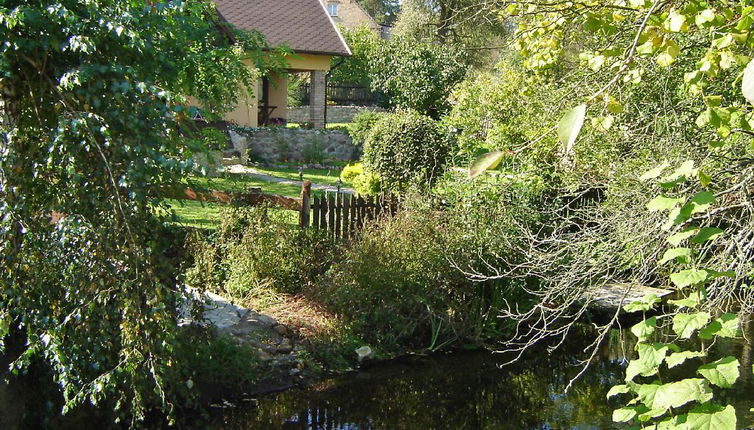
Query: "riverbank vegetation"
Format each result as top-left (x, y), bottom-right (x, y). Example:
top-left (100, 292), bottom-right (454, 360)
top-left (4, 0), bottom-right (754, 428)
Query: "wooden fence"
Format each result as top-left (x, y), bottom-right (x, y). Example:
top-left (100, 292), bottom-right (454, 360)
top-left (172, 180), bottom-right (397, 239)
top-left (299, 182), bottom-right (398, 240)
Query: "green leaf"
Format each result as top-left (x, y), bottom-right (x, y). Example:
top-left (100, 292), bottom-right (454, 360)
top-left (668, 291), bottom-right (702, 308)
top-left (661, 160), bottom-right (697, 184)
top-left (695, 9), bottom-right (715, 26)
top-left (640, 163), bottom-right (669, 181)
top-left (631, 317), bottom-right (657, 342)
top-left (647, 195), bottom-right (685, 212)
top-left (685, 191), bottom-right (715, 214)
top-left (697, 357), bottom-right (740, 388)
top-left (623, 294), bottom-right (661, 313)
top-left (659, 247), bottom-right (691, 265)
top-left (626, 343), bottom-right (670, 381)
top-left (666, 350), bottom-right (706, 368)
top-left (558, 104), bottom-right (587, 153)
top-left (667, 228), bottom-right (699, 246)
top-left (672, 312), bottom-right (711, 338)
top-left (685, 404), bottom-right (736, 430)
top-left (652, 378), bottom-right (712, 410)
top-left (468, 150), bottom-right (505, 178)
top-left (613, 406), bottom-right (638, 423)
top-left (670, 269), bottom-right (708, 288)
top-left (664, 10), bottom-right (689, 32)
top-left (699, 313), bottom-right (740, 340)
top-left (632, 381), bottom-right (662, 409)
top-left (607, 384), bottom-right (630, 399)
top-left (691, 227), bottom-right (723, 244)
top-left (742, 58), bottom-right (754, 105)
top-left (699, 170), bottom-right (712, 187)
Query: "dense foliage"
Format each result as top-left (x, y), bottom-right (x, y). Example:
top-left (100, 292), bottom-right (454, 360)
top-left (466, 1), bottom-right (754, 428)
top-left (370, 37), bottom-right (469, 117)
top-left (362, 110), bottom-right (450, 190)
top-left (0, 0), bottom-right (272, 425)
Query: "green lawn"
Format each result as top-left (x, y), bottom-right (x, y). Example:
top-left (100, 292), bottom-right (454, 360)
top-left (252, 166), bottom-right (345, 188)
top-left (187, 173), bottom-right (303, 197)
top-left (167, 168), bottom-right (346, 229)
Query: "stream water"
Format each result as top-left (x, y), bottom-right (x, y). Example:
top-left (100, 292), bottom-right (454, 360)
top-left (205, 326), bottom-right (754, 430)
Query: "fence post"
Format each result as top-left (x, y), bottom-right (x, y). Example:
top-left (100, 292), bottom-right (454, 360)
top-left (299, 180), bottom-right (312, 228)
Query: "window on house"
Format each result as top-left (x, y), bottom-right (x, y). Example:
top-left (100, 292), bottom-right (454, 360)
top-left (327, 2), bottom-right (339, 16)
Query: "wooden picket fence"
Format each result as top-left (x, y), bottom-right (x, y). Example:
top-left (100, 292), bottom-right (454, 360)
top-left (171, 180), bottom-right (398, 239)
top-left (299, 183), bottom-right (398, 240)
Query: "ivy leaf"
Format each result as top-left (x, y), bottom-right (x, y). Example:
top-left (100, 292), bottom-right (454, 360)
top-left (640, 163), bottom-right (669, 181)
top-left (659, 247), bottom-right (691, 265)
top-left (742, 58), bottom-right (754, 105)
top-left (647, 195), bottom-right (685, 212)
top-left (670, 269), bottom-right (708, 288)
top-left (558, 104), bottom-right (587, 154)
top-left (607, 384), bottom-right (631, 399)
top-left (685, 404), bottom-right (736, 430)
top-left (652, 378), bottom-right (712, 410)
top-left (691, 227), bottom-right (723, 244)
top-left (699, 313), bottom-right (740, 340)
top-left (697, 357), bottom-right (740, 388)
top-left (631, 317), bottom-right (656, 342)
top-left (672, 312), bottom-right (710, 338)
top-left (468, 150), bottom-right (505, 179)
top-left (666, 350), bottom-right (706, 368)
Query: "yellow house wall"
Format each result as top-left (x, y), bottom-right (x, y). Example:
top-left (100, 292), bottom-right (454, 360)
top-left (221, 53), bottom-right (336, 126)
top-left (224, 58), bottom-right (259, 127)
top-left (285, 53), bottom-right (333, 71)
top-left (268, 72), bottom-right (288, 121)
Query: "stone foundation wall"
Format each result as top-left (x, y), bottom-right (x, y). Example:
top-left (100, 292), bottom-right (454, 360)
top-left (287, 105), bottom-right (384, 124)
top-left (229, 128), bottom-right (360, 163)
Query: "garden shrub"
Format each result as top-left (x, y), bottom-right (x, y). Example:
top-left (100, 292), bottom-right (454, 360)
top-left (362, 110), bottom-right (450, 191)
top-left (312, 191), bottom-right (533, 355)
top-left (340, 163), bottom-right (382, 196)
top-left (184, 207), bottom-right (334, 305)
top-left (348, 110), bottom-right (385, 146)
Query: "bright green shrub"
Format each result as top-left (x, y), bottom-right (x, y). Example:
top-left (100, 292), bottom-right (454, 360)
top-left (362, 110), bottom-right (450, 191)
top-left (340, 163), bottom-right (364, 183)
top-left (340, 163), bottom-right (382, 196)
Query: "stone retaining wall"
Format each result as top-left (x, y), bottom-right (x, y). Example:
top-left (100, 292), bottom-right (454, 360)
top-left (229, 127), bottom-right (360, 163)
top-left (287, 105), bottom-right (384, 124)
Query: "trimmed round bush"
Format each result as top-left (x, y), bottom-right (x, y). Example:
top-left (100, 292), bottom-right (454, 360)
top-left (362, 110), bottom-right (450, 190)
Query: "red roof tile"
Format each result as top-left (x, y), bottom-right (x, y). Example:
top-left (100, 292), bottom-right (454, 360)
top-left (214, 0), bottom-right (351, 56)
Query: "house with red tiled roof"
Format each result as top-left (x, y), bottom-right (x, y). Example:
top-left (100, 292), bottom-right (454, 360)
top-left (213, 0), bottom-right (351, 128)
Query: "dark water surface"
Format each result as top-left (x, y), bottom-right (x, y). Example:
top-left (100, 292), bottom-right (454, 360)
top-left (205, 327), bottom-right (754, 430)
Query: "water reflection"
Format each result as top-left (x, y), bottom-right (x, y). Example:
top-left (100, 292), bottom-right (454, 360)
top-left (206, 325), bottom-right (754, 430)
top-left (208, 328), bottom-right (627, 430)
